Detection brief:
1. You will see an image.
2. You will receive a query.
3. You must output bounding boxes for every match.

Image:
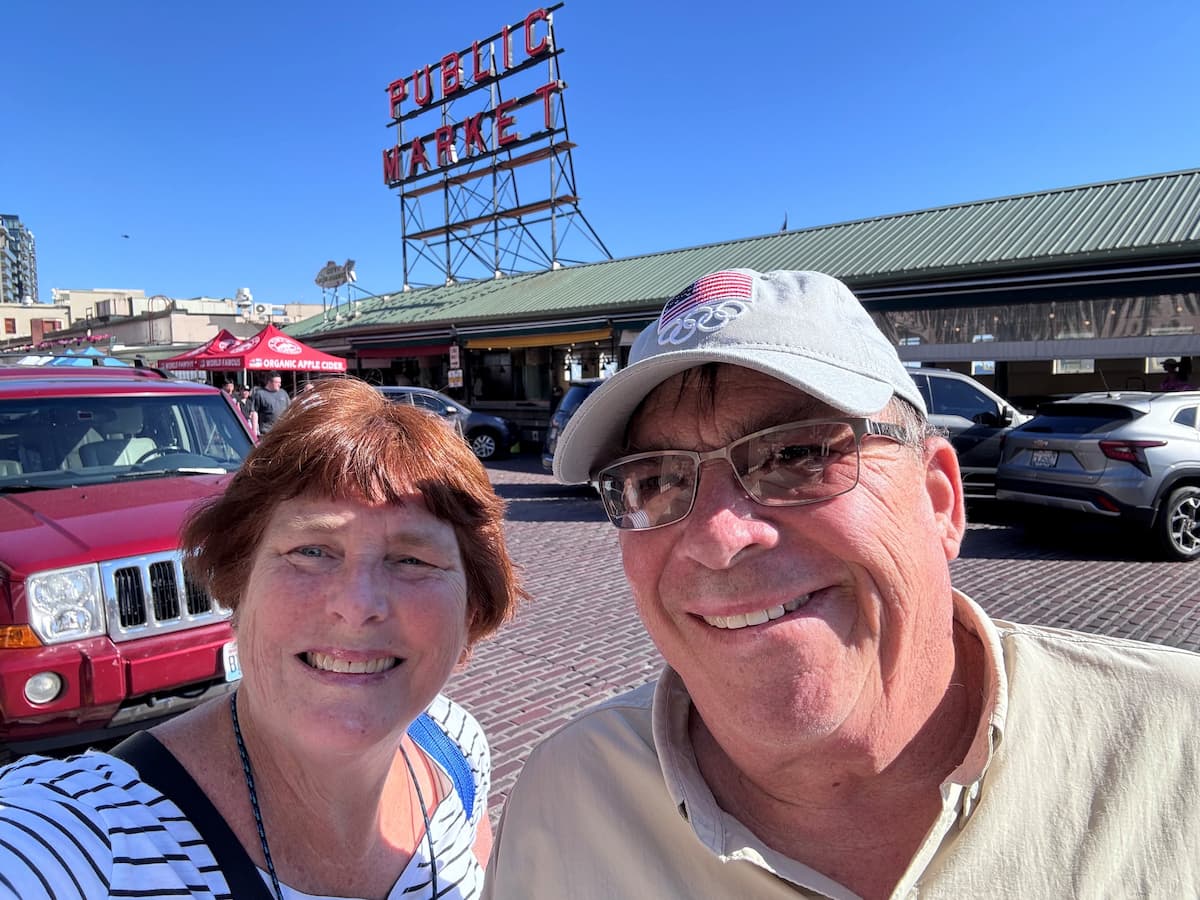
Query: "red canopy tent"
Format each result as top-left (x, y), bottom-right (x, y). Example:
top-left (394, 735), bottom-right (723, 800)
top-left (157, 329), bottom-right (241, 371)
top-left (157, 324), bottom-right (347, 373)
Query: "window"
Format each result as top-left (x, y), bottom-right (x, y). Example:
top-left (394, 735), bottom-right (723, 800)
top-left (970, 334), bottom-right (995, 377)
top-left (1172, 407), bottom-right (1197, 429)
top-left (1052, 359), bottom-right (1096, 375)
top-left (928, 376), bottom-right (999, 421)
top-left (3, 318), bottom-right (14, 335)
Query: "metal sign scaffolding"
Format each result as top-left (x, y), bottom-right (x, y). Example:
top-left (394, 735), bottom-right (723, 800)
top-left (384, 4), bottom-right (610, 288)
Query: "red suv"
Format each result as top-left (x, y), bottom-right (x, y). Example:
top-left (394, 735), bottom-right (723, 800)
top-left (0, 366), bottom-right (254, 762)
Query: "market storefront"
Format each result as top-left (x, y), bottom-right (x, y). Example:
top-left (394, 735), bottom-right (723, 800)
top-left (461, 326), bottom-right (618, 445)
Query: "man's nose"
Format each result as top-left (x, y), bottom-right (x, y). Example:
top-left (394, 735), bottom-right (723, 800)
top-left (677, 459), bottom-right (778, 569)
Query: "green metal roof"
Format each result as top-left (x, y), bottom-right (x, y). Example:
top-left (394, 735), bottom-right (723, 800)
top-left (288, 168), bottom-right (1200, 340)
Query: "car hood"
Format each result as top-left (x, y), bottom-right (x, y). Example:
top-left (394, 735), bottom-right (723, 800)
top-left (0, 475), bottom-right (231, 579)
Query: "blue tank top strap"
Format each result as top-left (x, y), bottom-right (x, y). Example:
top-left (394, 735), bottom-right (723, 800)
top-left (406, 711), bottom-right (475, 819)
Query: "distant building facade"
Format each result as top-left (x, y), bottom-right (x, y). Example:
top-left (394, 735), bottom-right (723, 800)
top-left (0, 215), bottom-right (38, 305)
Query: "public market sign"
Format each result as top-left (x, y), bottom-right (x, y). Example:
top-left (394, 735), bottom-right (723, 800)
top-left (382, 6), bottom-right (562, 187)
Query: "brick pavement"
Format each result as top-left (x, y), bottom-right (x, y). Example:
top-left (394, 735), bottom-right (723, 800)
top-left (451, 453), bottom-right (1200, 824)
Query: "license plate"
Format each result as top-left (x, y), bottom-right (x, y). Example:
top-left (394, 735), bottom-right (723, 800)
top-left (222, 640), bottom-right (242, 682)
top-left (1030, 449), bottom-right (1059, 468)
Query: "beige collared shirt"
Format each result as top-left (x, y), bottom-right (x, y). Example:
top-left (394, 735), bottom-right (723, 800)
top-left (485, 590), bottom-right (1200, 899)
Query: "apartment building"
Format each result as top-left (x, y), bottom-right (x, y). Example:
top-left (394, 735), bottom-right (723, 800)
top-left (0, 214), bottom-right (38, 305)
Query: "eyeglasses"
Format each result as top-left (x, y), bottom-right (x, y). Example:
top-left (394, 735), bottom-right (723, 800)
top-left (594, 418), bottom-right (908, 531)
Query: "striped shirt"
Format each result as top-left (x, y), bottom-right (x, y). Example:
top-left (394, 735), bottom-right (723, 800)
top-left (0, 694), bottom-right (489, 900)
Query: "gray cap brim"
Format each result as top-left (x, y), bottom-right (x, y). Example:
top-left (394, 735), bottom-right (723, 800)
top-left (552, 347), bottom-right (899, 484)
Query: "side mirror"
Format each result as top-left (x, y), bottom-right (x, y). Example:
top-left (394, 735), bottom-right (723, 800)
top-left (998, 406), bottom-right (1014, 426)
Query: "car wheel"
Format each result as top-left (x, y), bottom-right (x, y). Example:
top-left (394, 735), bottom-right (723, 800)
top-left (1156, 486), bottom-right (1200, 561)
top-left (468, 429), bottom-right (501, 461)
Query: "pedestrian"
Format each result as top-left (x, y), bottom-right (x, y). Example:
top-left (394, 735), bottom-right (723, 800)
top-left (1160, 358), bottom-right (1195, 391)
top-left (0, 377), bottom-right (526, 898)
top-left (251, 370), bottom-right (290, 434)
top-left (483, 269), bottom-right (1200, 898)
top-left (235, 383), bottom-right (256, 433)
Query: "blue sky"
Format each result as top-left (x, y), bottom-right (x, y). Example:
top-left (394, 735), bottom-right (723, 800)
top-left (6, 0), bottom-right (1199, 304)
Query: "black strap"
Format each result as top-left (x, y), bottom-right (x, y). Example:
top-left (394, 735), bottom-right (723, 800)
top-left (110, 731), bottom-right (276, 900)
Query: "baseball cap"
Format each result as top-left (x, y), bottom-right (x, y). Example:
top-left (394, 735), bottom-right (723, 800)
top-left (552, 268), bottom-right (926, 484)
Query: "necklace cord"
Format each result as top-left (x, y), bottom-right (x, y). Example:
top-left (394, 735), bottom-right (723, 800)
top-left (230, 691), bottom-right (284, 900)
top-left (399, 740), bottom-right (440, 898)
top-left (229, 691), bottom-right (440, 899)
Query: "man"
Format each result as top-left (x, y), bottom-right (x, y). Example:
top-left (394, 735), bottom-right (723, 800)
top-left (484, 270), bottom-right (1200, 898)
top-left (1160, 358), bottom-right (1195, 391)
top-left (251, 371), bottom-right (290, 435)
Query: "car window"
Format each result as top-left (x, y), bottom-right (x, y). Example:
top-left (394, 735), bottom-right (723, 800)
top-left (1020, 403), bottom-right (1138, 434)
top-left (0, 394), bottom-right (252, 487)
top-left (909, 374), bottom-right (932, 411)
top-left (408, 392), bottom-right (445, 413)
top-left (1172, 406), bottom-right (1197, 429)
top-left (928, 376), bottom-right (998, 420)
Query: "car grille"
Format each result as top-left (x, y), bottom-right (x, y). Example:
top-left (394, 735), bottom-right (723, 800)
top-left (99, 551), bottom-right (231, 641)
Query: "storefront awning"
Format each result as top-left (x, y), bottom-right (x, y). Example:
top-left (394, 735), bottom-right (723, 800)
top-left (355, 344), bottom-right (451, 360)
top-left (898, 334), bottom-right (1200, 363)
top-left (465, 327), bottom-right (613, 350)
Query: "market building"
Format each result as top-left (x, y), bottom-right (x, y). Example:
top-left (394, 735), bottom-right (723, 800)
top-left (287, 167), bottom-right (1200, 445)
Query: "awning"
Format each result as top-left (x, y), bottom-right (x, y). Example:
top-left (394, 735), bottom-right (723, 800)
top-left (158, 324), bottom-right (347, 372)
top-left (356, 344), bottom-right (451, 360)
top-left (898, 334), bottom-right (1200, 363)
top-left (465, 327), bottom-right (613, 350)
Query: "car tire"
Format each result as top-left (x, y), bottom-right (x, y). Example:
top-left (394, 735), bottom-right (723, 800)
top-left (468, 429), bottom-right (502, 461)
top-left (1156, 486), bottom-right (1200, 561)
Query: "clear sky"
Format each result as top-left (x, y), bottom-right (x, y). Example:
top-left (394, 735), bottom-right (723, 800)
top-left (6, 0), bottom-right (1199, 304)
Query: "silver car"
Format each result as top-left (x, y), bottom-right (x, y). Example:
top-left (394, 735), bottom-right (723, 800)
top-left (996, 391), bottom-right (1200, 560)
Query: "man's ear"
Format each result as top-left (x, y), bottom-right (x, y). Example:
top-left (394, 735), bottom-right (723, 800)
top-left (924, 437), bottom-right (966, 561)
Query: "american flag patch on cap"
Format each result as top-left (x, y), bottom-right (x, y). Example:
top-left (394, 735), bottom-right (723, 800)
top-left (657, 270), bottom-right (754, 338)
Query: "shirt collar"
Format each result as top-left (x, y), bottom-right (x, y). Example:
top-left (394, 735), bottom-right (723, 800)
top-left (650, 588), bottom-right (1009, 884)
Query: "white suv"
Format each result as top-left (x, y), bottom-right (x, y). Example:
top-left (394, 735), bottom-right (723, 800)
top-left (909, 368), bottom-right (1030, 500)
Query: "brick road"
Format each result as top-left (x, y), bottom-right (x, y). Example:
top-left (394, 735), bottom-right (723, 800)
top-left (450, 453), bottom-right (1200, 823)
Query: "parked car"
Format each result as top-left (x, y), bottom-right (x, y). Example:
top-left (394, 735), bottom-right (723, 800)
top-left (910, 368), bottom-right (1030, 500)
top-left (374, 385), bottom-right (519, 461)
top-left (542, 378), bottom-right (605, 472)
top-left (996, 390), bottom-right (1200, 560)
top-left (0, 366), bottom-right (254, 761)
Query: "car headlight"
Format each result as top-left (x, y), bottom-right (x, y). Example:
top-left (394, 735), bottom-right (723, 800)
top-left (26, 565), bottom-right (106, 644)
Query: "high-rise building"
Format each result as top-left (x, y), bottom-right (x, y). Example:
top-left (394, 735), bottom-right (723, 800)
top-left (0, 214), bottom-right (38, 305)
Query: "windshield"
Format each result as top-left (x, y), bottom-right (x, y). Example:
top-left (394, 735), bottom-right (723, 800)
top-left (0, 394), bottom-right (254, 490)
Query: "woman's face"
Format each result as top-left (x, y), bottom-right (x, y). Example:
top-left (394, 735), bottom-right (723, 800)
top-left (234, 492), bottom-right (470, 756)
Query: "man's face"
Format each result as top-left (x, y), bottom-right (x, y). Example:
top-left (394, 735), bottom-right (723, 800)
top-left (267, 377), bottom-right (282, 391)
top-left (616, 365), bottom-right (965, 757)
top-left (222, 383), bottom-right (234, 395)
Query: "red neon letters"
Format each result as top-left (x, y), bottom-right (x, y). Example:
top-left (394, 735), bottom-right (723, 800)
top-left (387, 8), bottom-right (552, 119)
top-left (382, 8), bottom-right (561, 186)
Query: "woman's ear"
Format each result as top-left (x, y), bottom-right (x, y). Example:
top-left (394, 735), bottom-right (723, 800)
top-left (924, 437), bottom-right (966, 561)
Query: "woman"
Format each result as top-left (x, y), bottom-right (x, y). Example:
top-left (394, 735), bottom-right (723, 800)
top-left (0, 377), bottom-right (526, 899)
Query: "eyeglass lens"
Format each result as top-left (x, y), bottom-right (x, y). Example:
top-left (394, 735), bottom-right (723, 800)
top-left (598, 421), bottom-right (863, 530)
